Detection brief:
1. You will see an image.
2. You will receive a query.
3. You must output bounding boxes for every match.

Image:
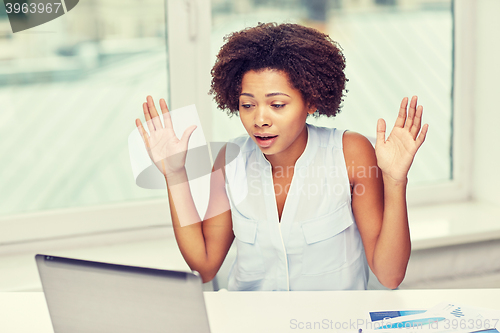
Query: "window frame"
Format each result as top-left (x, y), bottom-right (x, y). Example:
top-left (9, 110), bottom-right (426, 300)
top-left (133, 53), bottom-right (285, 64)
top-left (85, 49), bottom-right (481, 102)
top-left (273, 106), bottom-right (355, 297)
top-left (0, 0), bottom-right (475, 246)
top-left (407, 0), bottom-right (475, 206)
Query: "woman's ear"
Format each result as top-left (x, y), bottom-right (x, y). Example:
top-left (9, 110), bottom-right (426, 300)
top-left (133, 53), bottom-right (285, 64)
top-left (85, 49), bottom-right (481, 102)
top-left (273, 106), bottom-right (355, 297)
top-left (307, 104), bottom-right (317, 115)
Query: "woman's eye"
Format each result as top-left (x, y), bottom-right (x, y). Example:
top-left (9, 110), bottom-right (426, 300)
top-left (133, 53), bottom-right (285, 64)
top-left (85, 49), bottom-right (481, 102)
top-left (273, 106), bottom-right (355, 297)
top-left (240, 104), bottom-right (252, 109)
top-left (272, 104), bottom-right (285, 109)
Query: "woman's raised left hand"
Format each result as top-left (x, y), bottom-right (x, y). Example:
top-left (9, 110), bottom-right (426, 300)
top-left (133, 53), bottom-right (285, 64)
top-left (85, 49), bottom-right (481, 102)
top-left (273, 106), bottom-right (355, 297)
top-left (375, 96), bottom-right (429, 183)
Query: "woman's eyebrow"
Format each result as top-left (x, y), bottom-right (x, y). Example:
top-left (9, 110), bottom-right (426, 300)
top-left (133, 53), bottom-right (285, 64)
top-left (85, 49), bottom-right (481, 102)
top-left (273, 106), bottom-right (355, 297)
top-left (266, 92), bottom-right (290, 98)
top-left (239, 92), bottom-right (291, 97)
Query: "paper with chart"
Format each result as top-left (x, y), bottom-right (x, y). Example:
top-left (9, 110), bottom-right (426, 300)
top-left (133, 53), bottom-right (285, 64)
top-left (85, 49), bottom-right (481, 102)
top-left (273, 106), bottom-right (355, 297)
top-left (362, 302), bottom-right (500, 332)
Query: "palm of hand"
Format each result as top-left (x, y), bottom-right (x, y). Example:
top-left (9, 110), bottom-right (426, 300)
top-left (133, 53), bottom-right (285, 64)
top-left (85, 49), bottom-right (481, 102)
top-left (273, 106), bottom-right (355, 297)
top-left (375, 96), bottom-right (429, 183)
top-left (147, 125), bottom-right (187, 175)
top-left (135, 96), bottom-right (197, 177)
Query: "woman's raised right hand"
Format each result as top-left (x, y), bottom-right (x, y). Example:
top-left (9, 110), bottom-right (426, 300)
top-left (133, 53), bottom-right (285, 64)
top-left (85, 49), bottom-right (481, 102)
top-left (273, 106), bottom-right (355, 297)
top-left (135, 96), bottom-right (197, 177)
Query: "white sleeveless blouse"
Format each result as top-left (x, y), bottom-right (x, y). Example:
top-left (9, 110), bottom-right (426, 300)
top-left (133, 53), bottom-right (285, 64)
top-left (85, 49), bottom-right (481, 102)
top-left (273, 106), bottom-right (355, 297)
top-left (224, 123), bottom-right (369, 291)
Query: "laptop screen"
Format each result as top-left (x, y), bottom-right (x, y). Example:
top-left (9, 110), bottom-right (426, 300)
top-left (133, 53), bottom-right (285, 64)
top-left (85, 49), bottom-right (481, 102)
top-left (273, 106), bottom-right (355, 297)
top-left (35, 254), bottom-right (211, 333)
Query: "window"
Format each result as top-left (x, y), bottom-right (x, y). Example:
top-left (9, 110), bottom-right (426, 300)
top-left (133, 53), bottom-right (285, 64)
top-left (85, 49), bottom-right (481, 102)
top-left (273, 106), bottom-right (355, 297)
top-left (0, 0), bottom-right (472, 244)
top-left (0, 0), bottom-right (170, 241)
top-left (209, 0), bottom-right (454, 190)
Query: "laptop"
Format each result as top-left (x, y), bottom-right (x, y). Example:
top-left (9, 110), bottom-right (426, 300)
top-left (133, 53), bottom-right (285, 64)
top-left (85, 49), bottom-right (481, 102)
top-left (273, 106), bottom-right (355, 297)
top-left (35, 254), bottom-right (211, 333)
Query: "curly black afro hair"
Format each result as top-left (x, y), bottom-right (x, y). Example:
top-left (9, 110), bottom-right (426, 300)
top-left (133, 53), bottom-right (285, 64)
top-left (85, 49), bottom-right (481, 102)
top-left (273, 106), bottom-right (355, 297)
top-left (210, 22), bottom-right (347, 118)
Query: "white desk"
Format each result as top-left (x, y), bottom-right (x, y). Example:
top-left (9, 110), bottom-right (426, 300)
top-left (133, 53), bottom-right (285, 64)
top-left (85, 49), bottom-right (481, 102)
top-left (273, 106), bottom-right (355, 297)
top-left (2, 289), bottom-right (500, 333)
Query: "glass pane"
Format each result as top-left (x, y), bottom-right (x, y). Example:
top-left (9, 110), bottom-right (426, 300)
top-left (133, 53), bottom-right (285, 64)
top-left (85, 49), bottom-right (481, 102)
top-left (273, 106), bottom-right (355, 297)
top-left (0, 0), bottom-right (168, 216)
top-left (210, 0), bottom-right (453, 186)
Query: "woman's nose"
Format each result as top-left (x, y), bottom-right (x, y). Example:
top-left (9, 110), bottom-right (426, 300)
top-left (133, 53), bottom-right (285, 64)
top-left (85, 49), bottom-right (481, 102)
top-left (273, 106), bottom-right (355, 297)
top-left (254, 106), bottom-right (271, 127)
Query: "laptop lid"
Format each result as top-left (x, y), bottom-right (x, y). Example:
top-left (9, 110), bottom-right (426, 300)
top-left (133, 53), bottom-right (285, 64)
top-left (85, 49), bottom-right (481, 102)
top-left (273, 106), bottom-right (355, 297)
top-left (35, 254), bottom-right (211, 333)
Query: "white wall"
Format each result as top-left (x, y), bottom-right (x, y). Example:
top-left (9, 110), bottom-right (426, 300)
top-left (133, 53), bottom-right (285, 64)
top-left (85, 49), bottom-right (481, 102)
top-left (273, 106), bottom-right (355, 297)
top-left (473, 0), bottom-right (500, 204)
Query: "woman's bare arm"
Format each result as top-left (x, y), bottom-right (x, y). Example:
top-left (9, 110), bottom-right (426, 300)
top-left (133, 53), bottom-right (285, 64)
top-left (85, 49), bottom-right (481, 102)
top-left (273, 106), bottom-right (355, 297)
top-left (344, 131), bottom-right (409, 289)
top-left (166, 145), bottom-right (234, 283)
top-left (344, 96), bottom-right (428, 289)
top-left (136, 96), bottom-right (234, 283)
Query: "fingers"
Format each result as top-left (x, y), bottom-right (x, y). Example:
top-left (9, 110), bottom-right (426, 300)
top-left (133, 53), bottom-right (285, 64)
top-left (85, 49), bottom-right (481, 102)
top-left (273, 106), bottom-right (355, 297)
top-left (394, 97), bottom-right (408, 128)
top-left (180, 125), bottom-right (197, 146)
top-left (135, 118), bottom-right (151, 149)
top-left (395, 96), bottom-right (424, 141)
top-left (142, 102), bottom-right (155, 134)
top-left (146, 95), bottom-right (163, 130)
top-left (404, 96), bottom-right (418, 131)
top-left (159, 98), bottom-right (174, 130)
top-left (415, 123), bottom-right (429, 148)
top-left (376, 118), bottom-right (386, 146)
top-left (410, 104), bottom-right (423, 140)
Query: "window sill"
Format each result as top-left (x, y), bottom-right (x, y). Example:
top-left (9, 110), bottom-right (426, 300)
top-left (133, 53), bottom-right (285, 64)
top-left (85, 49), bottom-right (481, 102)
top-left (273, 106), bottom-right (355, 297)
top-left (2, 199), bottom-right (499, 291)
top-left (409, 200), bottom-right (500, 250)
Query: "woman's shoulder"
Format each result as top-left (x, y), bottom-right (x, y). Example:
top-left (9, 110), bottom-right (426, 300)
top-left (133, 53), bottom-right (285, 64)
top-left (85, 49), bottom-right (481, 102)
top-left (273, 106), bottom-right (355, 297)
top-left (307, 123), bottom-right (350, 149)
top-left (341, 131), bottom-right (378, 182)
top-left (342, 131), bottom-right (375, 150)
top-left (342, 131), bottom-right (376, 157)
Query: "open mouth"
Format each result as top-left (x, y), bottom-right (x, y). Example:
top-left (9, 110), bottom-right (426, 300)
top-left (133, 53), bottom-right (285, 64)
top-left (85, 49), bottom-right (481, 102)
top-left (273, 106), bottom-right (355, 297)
top-left (255, 135), bottom-right (278, 141)
top-left (254, 134), bottom-right (278, 148)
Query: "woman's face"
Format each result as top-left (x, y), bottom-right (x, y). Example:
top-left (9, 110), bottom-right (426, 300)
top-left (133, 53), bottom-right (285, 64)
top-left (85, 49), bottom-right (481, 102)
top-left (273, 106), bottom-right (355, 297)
top-left (239, 68), bottom-right (316, 165)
